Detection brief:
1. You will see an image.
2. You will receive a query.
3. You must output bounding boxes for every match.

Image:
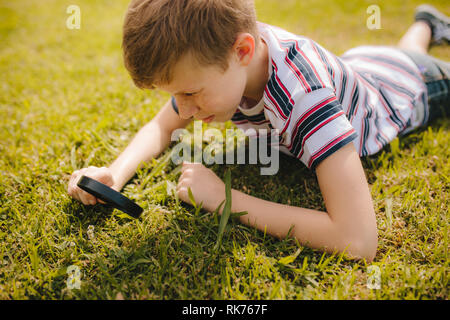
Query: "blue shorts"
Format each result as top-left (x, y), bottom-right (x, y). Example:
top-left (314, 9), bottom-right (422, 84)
top-left (401, 50), bottom-right (450, 123)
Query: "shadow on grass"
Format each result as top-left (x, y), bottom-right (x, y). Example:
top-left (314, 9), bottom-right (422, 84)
top-left (63, 199), bottom-right (115, 228)
top-left (360, 117), bottom-right (449, 183)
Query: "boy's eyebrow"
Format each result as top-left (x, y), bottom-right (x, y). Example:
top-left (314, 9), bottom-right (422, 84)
top-left (174, 88), bottom-right (203, 95)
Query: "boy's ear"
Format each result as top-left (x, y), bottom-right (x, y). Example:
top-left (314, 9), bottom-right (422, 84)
top-left (232, 33), bottom-right (256, 67)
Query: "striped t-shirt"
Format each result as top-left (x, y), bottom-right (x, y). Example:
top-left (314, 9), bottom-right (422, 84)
top-left (173, 22), bottom-right (428, 171)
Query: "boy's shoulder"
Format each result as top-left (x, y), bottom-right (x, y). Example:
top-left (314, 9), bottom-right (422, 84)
top-left (259, 22), bottom-right (335, 99)
top-left (252, 22), bottom-right (358, 171)
top-left (258, 21), bottom-right (331, 82)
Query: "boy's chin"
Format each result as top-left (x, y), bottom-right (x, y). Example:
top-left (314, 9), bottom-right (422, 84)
top-left (201, 108), bottom-right (238, 123)
top-left (201, 114), bottom-right (231, 123)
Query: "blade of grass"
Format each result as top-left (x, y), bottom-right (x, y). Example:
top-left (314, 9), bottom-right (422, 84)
top-left (88, 130), bottom-right (119, 155)
top-left (187, 186), bottom-right (197, 209)
top-left (70, 145), bottom-right (78, 170)
top-left (230, 211), bottom-right (248, 219)
top-left (215, 168), bottom-right (232, 250)
top-left (138, 149), bottom-right (174, 191)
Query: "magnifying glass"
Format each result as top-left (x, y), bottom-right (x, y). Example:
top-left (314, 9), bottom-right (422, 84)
top-left (77, 175), bottom-right (143, 218)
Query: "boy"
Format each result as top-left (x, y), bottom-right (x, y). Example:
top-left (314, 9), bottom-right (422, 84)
top-left (68, 1), bottom-right (449, 262)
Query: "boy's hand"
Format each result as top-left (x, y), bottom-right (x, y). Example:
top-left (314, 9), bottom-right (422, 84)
top-left (68, 166), bottom-right (116, 206)
top-left (176, 161), bottom-right (226, 213)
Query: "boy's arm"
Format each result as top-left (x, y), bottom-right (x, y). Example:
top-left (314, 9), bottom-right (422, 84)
top-left (232, 143), bottom-right (378, 261)
top-left (179, 143), bottom-right (378, 261)
top-left (109, 98), bottom-right (192, 190)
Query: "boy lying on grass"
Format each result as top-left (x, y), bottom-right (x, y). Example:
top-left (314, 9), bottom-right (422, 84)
top-left (68, 0), bottom-right (449, 262)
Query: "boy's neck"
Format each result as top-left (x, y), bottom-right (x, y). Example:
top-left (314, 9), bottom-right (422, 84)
top-left (242, 38), bottom-right (269, 105)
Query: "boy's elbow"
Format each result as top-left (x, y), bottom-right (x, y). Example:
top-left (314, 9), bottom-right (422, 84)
top-left (342, 224), bottom-right (378, 262)
top-left (350, 228), bottom-right (378, 262)
top-left (345, 208), bottom-right (379, 262)
top-left (356, 233), bottom-right (378, 262)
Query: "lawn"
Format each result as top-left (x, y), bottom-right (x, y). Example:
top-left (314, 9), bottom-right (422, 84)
top-left (0, 0), bottom-right (448, 299)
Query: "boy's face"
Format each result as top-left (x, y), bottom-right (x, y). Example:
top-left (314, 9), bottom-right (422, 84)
top-left (157, 51), bottom-right (249, 123)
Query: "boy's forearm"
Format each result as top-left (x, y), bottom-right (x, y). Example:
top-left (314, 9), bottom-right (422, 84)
top-left (108, 121), bottom-right (171, 190)
top-left (230, 189), bottom-right (371, 260)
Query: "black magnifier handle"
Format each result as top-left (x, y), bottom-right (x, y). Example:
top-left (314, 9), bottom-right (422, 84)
top-left (77, 175), bottom-right (143, 218)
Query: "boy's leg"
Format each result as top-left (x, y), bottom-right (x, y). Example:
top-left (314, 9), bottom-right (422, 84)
top-left (397, 21), bottom-right (432, 55)
top-left (414, 4), bottom-right (450, 45)
top-left (398, 5), bottom-right (450, 54)
top-left (401, 51), bottom-right (450, 123)
top-left (398, 5), bottom-right (450, 124)
top-left (399, 47), bottom-right (450, 123)
top-left (424, 62), bottom-right (450, 123)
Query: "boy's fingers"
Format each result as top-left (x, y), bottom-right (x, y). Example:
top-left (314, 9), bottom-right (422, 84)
top-left (180, 167), bottom-right (192, 178)
top-left (181, 161), bottom-right (191, 172)
top-left (70, 166), bottom-right (115, 205)
top-left (68, 172), bottom-right (82, 197)
top-left (91, 169), bottom-right (113, 187)
top-left (70, 172), bottom-right (92, 205)
top-left (181, 161), bottom-right (193, 170)
top-left (79, 191), bottom-right (94, 205)
top-left (68, 170), bottom-right (79, 185)
top-left (176, 185), bottom-right (187, 198)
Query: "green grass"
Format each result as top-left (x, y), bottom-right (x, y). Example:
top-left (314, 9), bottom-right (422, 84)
top-left (0, 0), bottom-right (448, 299)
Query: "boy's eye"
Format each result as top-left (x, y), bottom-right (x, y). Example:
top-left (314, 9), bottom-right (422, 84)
top-left (184, 92), bottom-right (196, 97)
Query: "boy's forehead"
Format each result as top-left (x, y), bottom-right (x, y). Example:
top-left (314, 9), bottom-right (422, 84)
top-left (156, 50), bottom-right (231, 94)
top-left (159, 56), bottom-right (210, 93)
top-left (157, 74), bottom-right (199, 95)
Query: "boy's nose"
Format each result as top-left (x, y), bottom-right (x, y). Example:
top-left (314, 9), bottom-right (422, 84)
top-left (179, 104), bottom-right (200, 120)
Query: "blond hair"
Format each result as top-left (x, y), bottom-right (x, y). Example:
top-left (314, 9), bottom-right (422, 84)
top-left (122, 0), bottom-right (258, 89)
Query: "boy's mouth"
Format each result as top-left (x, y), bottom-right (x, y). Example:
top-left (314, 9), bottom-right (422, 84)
top-left (201, 115), bottom-right (215, 123)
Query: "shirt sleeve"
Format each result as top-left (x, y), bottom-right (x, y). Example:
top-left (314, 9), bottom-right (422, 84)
top-left (276, 88), bottom-right (358, 172)
top-left (262, 38), bottom-right (358, 172)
